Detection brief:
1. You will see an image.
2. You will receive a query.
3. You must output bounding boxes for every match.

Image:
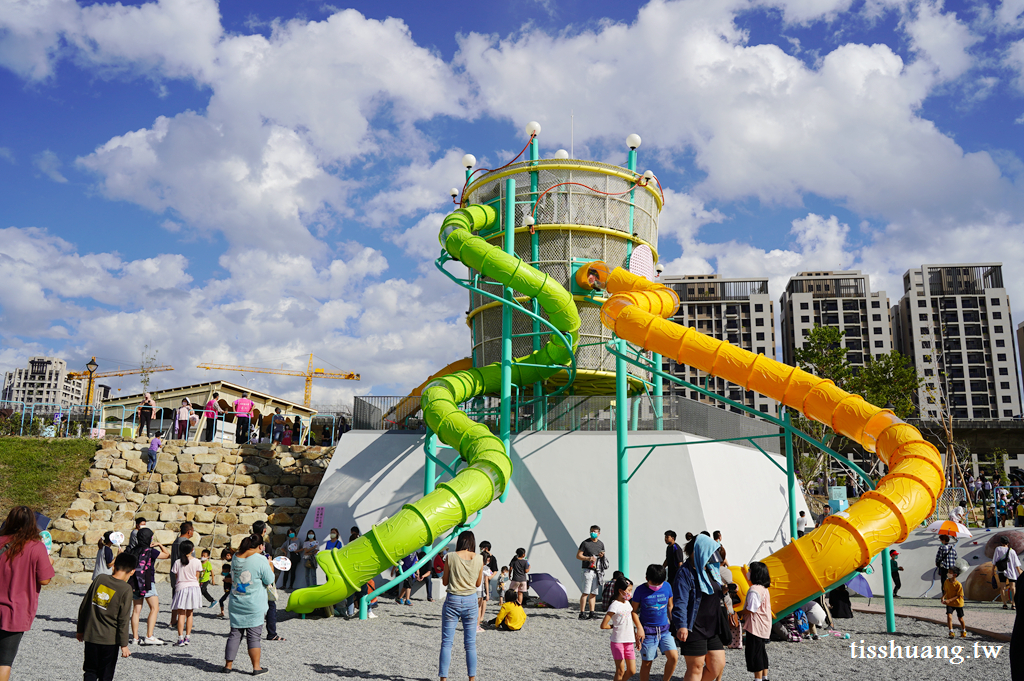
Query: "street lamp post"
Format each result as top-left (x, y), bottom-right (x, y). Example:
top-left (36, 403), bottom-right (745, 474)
top-left (85, 357), bottom-right (98, 414)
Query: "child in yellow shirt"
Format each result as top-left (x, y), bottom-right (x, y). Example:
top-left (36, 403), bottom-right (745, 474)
top-left (494, 589), bottom-right (526, 631)
top-left (940, 565), bottom-right (966, 638)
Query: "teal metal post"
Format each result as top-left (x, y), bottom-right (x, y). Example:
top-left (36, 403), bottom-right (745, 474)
top-left (529, 136), bottom-right (545, 431)
top-left (784, 410), bottom-right (798, 542)
top-left (616, 338), bottom-right (630, 575)
top-left (626, 148), bottom-right (637, 260)
top-left (424, 428), bottom-right (437, 498)
top-left (631, 395), bottom-right (640, 431)
top-left (499, 178), bottom-right (516, 503)
top-left (652, 352), bottom-right (663, 430)
top-left (881, 548), bottom-right (896, 633)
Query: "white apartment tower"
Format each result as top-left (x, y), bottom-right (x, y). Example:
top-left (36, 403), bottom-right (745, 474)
top-left (893, 264), bottom-right (1021, 420)
top-left (1, 356), bottom-right (86, 411)
top-left (780, 271), bottom-right (892, 370)
top-left (660, 274), bottom-right (777, 415)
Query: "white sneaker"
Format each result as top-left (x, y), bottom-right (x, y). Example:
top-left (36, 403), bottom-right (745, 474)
top-left (142, 636), bottom-right (165, 646)
top-left (368, 611), bottom-right (378, 619)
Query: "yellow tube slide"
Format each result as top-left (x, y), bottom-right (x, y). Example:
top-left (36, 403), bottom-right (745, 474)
top-left (590, 265), bottom-right (944, 615)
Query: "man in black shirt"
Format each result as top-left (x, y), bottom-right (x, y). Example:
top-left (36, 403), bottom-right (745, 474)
top-left (664, 530), bottom-right (684, 584)
top-left (575, 524), bottom-right (605, 619)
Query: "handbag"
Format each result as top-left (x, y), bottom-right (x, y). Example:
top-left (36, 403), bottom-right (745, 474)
top-left (717, 599), bottom-right (733, 646)
top-left (304, 557), bottom-right (314, 569)
top-left (267, 582), bottom-right (278, 602)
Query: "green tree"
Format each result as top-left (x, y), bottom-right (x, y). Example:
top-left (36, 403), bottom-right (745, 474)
top-left (848, 350), bottom-right (923, 420)
top-left (791, 325), bottom-right (853, 487)
top-left (139, 344), bottom-right (159, 391)
top-left (793, 325), bottom-right (851, 390)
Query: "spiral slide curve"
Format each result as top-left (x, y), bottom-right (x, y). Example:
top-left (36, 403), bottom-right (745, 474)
top-left (593, 265), bottom-right (945, 616)
top-left (286, 205), bottom-right (579, 613)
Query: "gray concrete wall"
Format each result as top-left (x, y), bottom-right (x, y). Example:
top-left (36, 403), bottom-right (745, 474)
top-left (297, 429), bottom-right (809, 597)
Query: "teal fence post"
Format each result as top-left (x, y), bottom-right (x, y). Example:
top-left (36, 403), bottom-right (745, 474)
top-left (784, 409), bottom-right (798, 542)
top-left (630, 396), bottom-right (640, 431)
top-left (499, 177), bottom-right (515, 503)
top-left (882, 549), bottom-right (896, 634)
top-left (424, 427), bottom-right (437, 498)
top-left (653, 352), bottom-right (663, 431)
top-left (616, 338), bottom-right (630, 576)
top-left (529, 136), bottom-right (545, 431)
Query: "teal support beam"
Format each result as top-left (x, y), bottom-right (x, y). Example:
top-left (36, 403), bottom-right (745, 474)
top-left (424, 428), bottom-right (437, 498)
top-left (626, 148), bottom-right (637, 261)
top-left (529, 136), bottom-right (545, 431)
top-left (500, 177), bottom-right (516, 503)
top-left (784, 410), bottom-right (798, 542)
top-left (881, 549), bottom-right (896, 634)
top-left (631, 395), bottom-right (640, 431)
top-left (652, 352), bottom-right (663, 431)
top-left (616, 337), bottom-right (630, 576)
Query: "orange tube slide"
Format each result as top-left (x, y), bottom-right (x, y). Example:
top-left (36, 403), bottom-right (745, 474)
top-left (590, 265), bottom-right (944, 615)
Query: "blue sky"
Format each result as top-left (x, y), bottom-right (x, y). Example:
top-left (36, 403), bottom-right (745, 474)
top-left (2, 0), bottom-right (1024, 405)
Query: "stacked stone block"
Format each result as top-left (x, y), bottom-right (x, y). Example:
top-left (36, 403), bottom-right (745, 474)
top-left (48, 437), bottom-right (333, 586)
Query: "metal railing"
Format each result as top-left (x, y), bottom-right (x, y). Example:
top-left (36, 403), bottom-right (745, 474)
top-left (353, 394), bottom-right (781, 452)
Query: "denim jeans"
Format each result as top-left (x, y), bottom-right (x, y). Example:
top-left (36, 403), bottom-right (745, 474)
top-left (439, 593), bottom-right (478, 678)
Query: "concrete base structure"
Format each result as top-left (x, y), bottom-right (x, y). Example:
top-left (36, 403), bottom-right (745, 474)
top-left (296, 429), bottom-right (810, 596)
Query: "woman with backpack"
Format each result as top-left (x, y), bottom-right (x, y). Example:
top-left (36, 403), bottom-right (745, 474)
top-left (0, 506), bottom-right (55, 681)
top-left (993, 535), bottom-right (1022, 610)
top-left (127, 528), bottom-right (170, 645)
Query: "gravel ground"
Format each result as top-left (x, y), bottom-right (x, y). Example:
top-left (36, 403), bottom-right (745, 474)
top-left (13, 584), bottom-right (1013, 680)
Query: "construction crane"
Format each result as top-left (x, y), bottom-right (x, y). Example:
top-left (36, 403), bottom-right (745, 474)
top-left (196, 353), bottom-right (359, 407)
top-left (68, 357), bottom-right (176, 406)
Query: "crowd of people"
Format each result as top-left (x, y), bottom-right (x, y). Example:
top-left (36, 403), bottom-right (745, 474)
top-left (5, 502), bottom-right (1024, 681)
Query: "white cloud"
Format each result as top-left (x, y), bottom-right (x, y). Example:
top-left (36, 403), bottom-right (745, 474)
top-left (904, 0), bottom-right (979, 81)
top-left (0, 147), bottom-right (14, 163)
top-left (456, 0), bottom-right (1010, 227)
top-left (33, 149), bottom-right (67, 183)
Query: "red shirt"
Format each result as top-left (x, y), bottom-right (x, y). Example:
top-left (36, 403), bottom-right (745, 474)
top-left (0, 537), bottom-right (55, 631)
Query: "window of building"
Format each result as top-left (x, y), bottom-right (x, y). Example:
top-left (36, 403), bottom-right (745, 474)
top-left (921, 341), bottom-right (931, 348)
top-left (998, 353), bottom-right (1007, 361)
top-left (800, 302), bottom-right (809, 310)
top-left (919, 313), bottom-right (928, 321)
top-left (871, 301), bottom-right (880, 308)
top-left (756, 332), bottom-right (765, 341)
top-left (756, 347), bottom-right (765, 355)
top-left (801, 329), bottom-right (810, 337)
top-left (759, 405), bottom-right (769, 413)
top-left (991, 298), bottom-right (1000, 305)
top-left (992, 311), bottom-right (1002, 319)
top-left (1003, 396), bottom-right (1013, 403)
top-left (996, 339), bottom-right (1005, 347)
top-left (871, 314), bottom-right (880, 321)
top-left (927, 396), bottom-right (935, 404)
top-left (871, 327), bottom-right (880, 335)
top-left (993, 325), bottom-right (1004, 333)
top-left (801, 315), bottom-right (810, 323)
top-left (999, 368), bottom-right (1009, 375)
top-left (924, 369), bottom-right (934, 376)
top-left (920, 327), bottom-right (929, 335)
top-left (918, 300), bottom-right (927, 307)
top-left (874, 340), bottom-right (883, 348)
top-left (755, 318), bottom-right (764, 326)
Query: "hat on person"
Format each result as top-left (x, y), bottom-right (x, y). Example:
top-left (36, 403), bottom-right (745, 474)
top-left (889, 549), bottom-right (899, 556)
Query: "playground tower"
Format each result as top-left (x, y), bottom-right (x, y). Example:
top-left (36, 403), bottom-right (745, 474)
top-left (463, 149), bottom-right (664, 395)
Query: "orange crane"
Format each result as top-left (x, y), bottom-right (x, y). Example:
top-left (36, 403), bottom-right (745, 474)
top-left (196, 353), bottom-right (359, 407)
top-left (68, 357), bottom-right (176, 406)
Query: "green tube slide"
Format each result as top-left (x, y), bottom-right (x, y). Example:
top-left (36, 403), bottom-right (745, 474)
top-left (286, 204), bottom-right (580, 614)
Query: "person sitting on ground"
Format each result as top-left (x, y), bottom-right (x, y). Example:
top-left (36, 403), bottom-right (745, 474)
top-left (941, 565), bottom-right (967, 638)
top-left (77, 552), bottom-right (137, 681)
top-left (493, 590), bottom-right (526, 631)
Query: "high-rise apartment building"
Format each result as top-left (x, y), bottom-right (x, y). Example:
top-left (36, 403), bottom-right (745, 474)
top-left (660, 274), bottom-right (777, 415)
top-left (893, 264), bottom-right (1021, 420)
top-left (1, 356), bottom-right (86, 411)
top-left (780, 271), bottom-right (892, 370)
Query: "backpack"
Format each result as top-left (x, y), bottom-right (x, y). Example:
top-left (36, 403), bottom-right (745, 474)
top-left (134, 548), bottom-right (155, 591)
top-left (794, 608), bottom-right (810, 634)
top-left (996, 549), bottom-right (1009, 573)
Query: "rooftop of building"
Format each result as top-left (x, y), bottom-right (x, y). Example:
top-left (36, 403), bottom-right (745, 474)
top-left (100, 380), bottom-right (317, 418)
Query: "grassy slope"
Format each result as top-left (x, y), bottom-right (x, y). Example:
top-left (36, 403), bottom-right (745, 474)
top-left (0, 437), bottom-right (97, 521)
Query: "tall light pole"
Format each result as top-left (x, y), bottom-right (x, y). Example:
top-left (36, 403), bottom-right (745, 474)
top-left (85, 357), bottom-right (98, 414)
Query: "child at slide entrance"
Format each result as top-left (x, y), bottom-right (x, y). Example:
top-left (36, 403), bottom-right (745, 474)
top-left (942, 566), bottom-right (968, 638)
top-left (602, 576), bottom-right (642, 681)
top-left (631, 564), bottom-right (677, 681)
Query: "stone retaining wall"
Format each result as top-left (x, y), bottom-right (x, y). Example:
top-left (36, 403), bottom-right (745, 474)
top-left (49, 436), bottom-right (334, 586)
